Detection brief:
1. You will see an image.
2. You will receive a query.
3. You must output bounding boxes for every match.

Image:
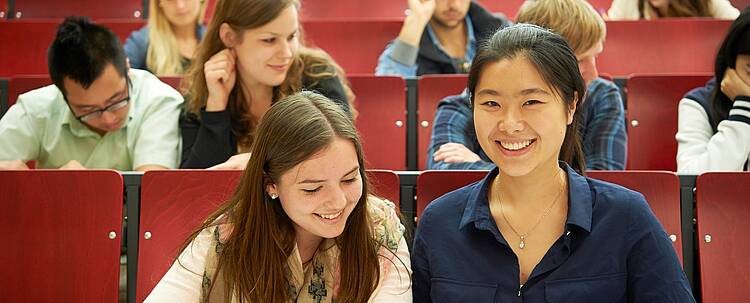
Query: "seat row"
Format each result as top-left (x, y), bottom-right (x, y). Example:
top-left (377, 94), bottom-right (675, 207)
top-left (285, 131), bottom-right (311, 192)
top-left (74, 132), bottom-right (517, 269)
top-left (0, 18), bottom-right (731, 76)
top-left (0, 0), bottom-right (617, 20)
top-left (0, 169), bottom-right (747, 302)
top-left (0, 73), bottom-right (713, 171)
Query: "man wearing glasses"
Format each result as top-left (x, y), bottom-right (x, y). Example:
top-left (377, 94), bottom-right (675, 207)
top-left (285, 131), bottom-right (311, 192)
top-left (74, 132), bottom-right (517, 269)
top-left (0, 17), bottom-right (183, 171)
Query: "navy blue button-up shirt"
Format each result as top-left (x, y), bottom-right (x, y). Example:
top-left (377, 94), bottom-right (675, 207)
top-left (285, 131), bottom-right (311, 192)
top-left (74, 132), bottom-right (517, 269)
top-left (412, 163), bottom-right (695, 302)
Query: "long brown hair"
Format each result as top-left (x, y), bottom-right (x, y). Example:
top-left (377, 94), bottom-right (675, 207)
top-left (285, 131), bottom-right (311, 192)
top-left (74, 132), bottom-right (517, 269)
top-left (468, 24), bottom-right (587, 174)
top-left (638, 0), bottom-right (709, 18)
top-left (184, 0), bottom-right (356, 149)
top-left (181, 91), bottom-right (379, 302)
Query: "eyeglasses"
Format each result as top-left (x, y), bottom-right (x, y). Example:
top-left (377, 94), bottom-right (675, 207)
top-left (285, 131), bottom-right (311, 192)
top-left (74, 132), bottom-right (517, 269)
top-left (74, 96), bottom-right (131, 122)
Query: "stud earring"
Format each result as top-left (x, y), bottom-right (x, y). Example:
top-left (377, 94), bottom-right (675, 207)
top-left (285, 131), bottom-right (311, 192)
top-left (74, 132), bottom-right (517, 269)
top-left (270, 193), bottom-right (278, 199)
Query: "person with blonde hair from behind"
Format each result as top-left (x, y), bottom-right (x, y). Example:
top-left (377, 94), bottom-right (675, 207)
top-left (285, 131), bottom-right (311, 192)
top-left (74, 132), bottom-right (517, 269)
top-left (146, 91), bottom-right (411, 302)
top-left (124, 0), bottom-right (207, 76)
top-left (180, 0), bottom-right (355, 170)
top-left (608, 0), bottom-right (739, 20)
top-left (427, 0), bottom-right (626, 170)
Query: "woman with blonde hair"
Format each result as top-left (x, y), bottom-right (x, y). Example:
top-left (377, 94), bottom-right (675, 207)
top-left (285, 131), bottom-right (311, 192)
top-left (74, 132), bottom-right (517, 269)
top-left (608, 0), bottom-right (740, 19)
top-left (146, 91), bottom-right (411, 302)
top-left (179, 0), bottom-right (355, 169)
top-left (124, 0), bottom-right (207, 76)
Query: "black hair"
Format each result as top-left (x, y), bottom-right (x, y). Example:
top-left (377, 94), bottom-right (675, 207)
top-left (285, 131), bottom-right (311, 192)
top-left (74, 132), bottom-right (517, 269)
top-left (709, 7), bottom-right (750, 132)
top-left (468, 23), bottom-right (587, 174)
top-left (48, 16), bottom-right (128, 96)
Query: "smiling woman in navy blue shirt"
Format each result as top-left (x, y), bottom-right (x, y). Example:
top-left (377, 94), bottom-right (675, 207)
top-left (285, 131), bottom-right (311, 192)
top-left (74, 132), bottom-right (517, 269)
top-left (411, 24), bottom-right (695, 302)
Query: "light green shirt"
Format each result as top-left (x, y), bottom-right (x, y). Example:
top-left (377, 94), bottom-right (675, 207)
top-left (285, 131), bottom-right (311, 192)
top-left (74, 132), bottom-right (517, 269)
top-left (0, 69), bottom-right (183, 170)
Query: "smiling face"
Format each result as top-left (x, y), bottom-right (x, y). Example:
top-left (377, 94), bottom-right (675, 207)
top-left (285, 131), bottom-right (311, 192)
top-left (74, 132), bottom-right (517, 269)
top-left (231, 4), bottom-right (299, 89)
top-left (473, 55), bottom-right (575, 177)
top-left (267, 137), bottom-right (363, 244)
top-left (63, 64), bottom-right (130, 135)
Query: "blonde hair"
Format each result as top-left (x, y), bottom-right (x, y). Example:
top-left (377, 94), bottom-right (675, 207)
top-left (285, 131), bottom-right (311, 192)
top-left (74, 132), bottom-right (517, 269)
top-left (185, 0), bottom-right (355, 150)
top-left (516, 0), bottom-right (606, 54)
top-left (146, 0), bottom-right (206, 76)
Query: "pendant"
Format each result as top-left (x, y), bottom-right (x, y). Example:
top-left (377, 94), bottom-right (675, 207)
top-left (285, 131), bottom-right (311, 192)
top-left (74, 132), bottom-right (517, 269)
top-left (519, 236), bottom-right (525, 249)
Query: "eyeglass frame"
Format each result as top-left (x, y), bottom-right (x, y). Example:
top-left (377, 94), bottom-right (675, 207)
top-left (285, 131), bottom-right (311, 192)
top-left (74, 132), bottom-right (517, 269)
top-left (65, 77), bottom-right (132, 123)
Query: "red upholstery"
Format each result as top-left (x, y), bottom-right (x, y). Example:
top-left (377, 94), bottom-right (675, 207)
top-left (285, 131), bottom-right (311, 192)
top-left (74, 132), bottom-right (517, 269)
top-left (0, 19), bottom-right (142, 77)
top-left (625, 74), bottom-right (712, 170)
top-left (0, 170), bottom-right (123, 302)
top-left (417, 74), bottom-right (468, 170)
top-left (0, 20), bottom-right (56, 76)
top-left (11, 0), bottom-right (143, 19)
top-left (300, 0), bottom-right (408, 20)
top-left (349, 75), bottom-right (407, 170)
top-left (157, 76), bottom-right (185, 94)
top-left (587, 170), bottom-right (683, 261)
top-left (302, 20), bottom-right (402, 74)
top-left (696, 172), bottom-right (750, 303)
top-left (732, 0), bottom-right (750, 10)
top-left (99, 19), bottom-right (146, 42)
top-left (415, 170), bottom-right (488, 219)
top-left (599, 20), bottom-right (730, 76)
top-left (137, 170), bottom-right (242, 302)
top-left (8, 74), bottom-right (51, 107)
top-left (368, 169), bottom-right (401, 208)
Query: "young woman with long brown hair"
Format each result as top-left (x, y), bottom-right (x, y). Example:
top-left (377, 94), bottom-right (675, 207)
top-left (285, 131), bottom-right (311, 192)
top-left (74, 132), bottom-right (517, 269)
top-left (147, 91), bottom-right (410, 302)
top-left (179, 0), bottom-right (356, 169)
top-left (608, 0), bottom-right (739, 19)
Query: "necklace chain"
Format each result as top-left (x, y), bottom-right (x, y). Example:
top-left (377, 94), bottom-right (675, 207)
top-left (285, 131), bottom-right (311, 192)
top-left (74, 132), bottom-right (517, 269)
top-left (496, 170), bottom-right (565, 250)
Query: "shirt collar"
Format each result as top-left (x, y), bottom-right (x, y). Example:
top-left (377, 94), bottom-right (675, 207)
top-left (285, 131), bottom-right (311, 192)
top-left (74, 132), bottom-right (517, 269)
top-left (459, 162), bottom-right (593, 233)
top-left (426, 15), bottom-right (476, 58)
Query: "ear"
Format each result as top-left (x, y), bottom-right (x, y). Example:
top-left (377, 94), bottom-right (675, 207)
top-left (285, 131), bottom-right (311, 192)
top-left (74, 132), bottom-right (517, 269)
top-left (566, 92), bottom-right (579, 125)
top-left (266, 183), bottom-right (278, 199)
top-left (219, 23), bottom-right (238, 47)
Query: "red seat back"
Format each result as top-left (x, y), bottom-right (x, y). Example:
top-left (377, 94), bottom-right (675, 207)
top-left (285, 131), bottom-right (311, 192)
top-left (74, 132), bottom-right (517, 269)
top-left (11, 0), bottom-right (143, 19)
top-left (99, 19), bottom-right (147, 42)
top-left (8, 75), bottom-right (51, 107)
top-left (0, 170), bottom-right (123, 302)
top-left (368, 169), bottom-right (401, 209)
top-left (137, 170), bottom-right (242, 302)
top-left (302, 20), bottom-right (402, 74)
top-left (696, 172), bottom-right (750, 303)
top-left (350, 75), bottom-right (407, 170)
top-left (417, 74), bottom-right (468, 170)
top-left (625, 74), bottom-right (712, 170)
top-left (300, 0), bottom-right (407, 20)
top-left (415, 170), bottom-right (488, 220)
top-left (599, 20), bottom-right (729, 76)
top-left (587, 170), bottom-right (683, 261)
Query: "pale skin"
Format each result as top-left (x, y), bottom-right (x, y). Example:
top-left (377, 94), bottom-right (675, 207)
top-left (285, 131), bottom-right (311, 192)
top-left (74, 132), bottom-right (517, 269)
top-left (159, 0), bottom-right (202, 59)
top-left (203, 5), bottom-right (300, 170)
top-left (434, 42), bottom-right (601, 164)
top-left (473, 57), bottom-right (576, 284)
top-left (397, 0), bottom-right (470, 59)
top-left (721, 54), bottom-right (750, 100)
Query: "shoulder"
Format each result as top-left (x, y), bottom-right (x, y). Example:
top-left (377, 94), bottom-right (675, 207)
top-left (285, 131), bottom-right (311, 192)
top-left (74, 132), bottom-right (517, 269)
top-left (586, 177), bottom-right (650, 219)
top-left (468, 2), bottom-right (512, 34)
top-left (125, 26), bottom-right (150, 45)
top-left (682, 78), bottom-right (714, 112)
top-left (584, 78), bottom-right (623, 110)
top-left (15, 84), bottom-right (67, 119)
top-left (130, 69), bottom-right (183, 105)
top-left (421, 180), bottom-right (481, 225)
top-left (367, 196), bottom-right (405, 251)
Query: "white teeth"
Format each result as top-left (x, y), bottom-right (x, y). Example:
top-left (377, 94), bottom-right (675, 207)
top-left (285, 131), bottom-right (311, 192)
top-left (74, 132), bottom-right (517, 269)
top-left (317, 211), bottom-right (342, 220)
top-left (500, 140), bottom-right (533, 151)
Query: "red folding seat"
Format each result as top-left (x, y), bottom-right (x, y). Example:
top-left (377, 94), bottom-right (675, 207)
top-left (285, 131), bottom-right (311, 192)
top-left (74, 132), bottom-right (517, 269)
top-left (0, 170), bottom-right (123, 302)
top-left (625, 74), bottom-right (712, 170)
top-left (7, 74), bottom-right (51, 107)
top-left (368, 169), bottom-right (401, 208)
top-left (695, 172), bottom-right (750, 303)
top-left (349, 75), bottom-right (407, 170)
top-left (11, 0), bottom-right (143, 19)
top-left (587, 170), bottom-right (683, 261)
top-left (417, 74), bottom-right (468, 170)
top-left (415, 170), bottom-right (488, 221)
top-left (302, 19), bottom-right (403, 74)
top-left (599, 20), bottom-right (730, 76)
